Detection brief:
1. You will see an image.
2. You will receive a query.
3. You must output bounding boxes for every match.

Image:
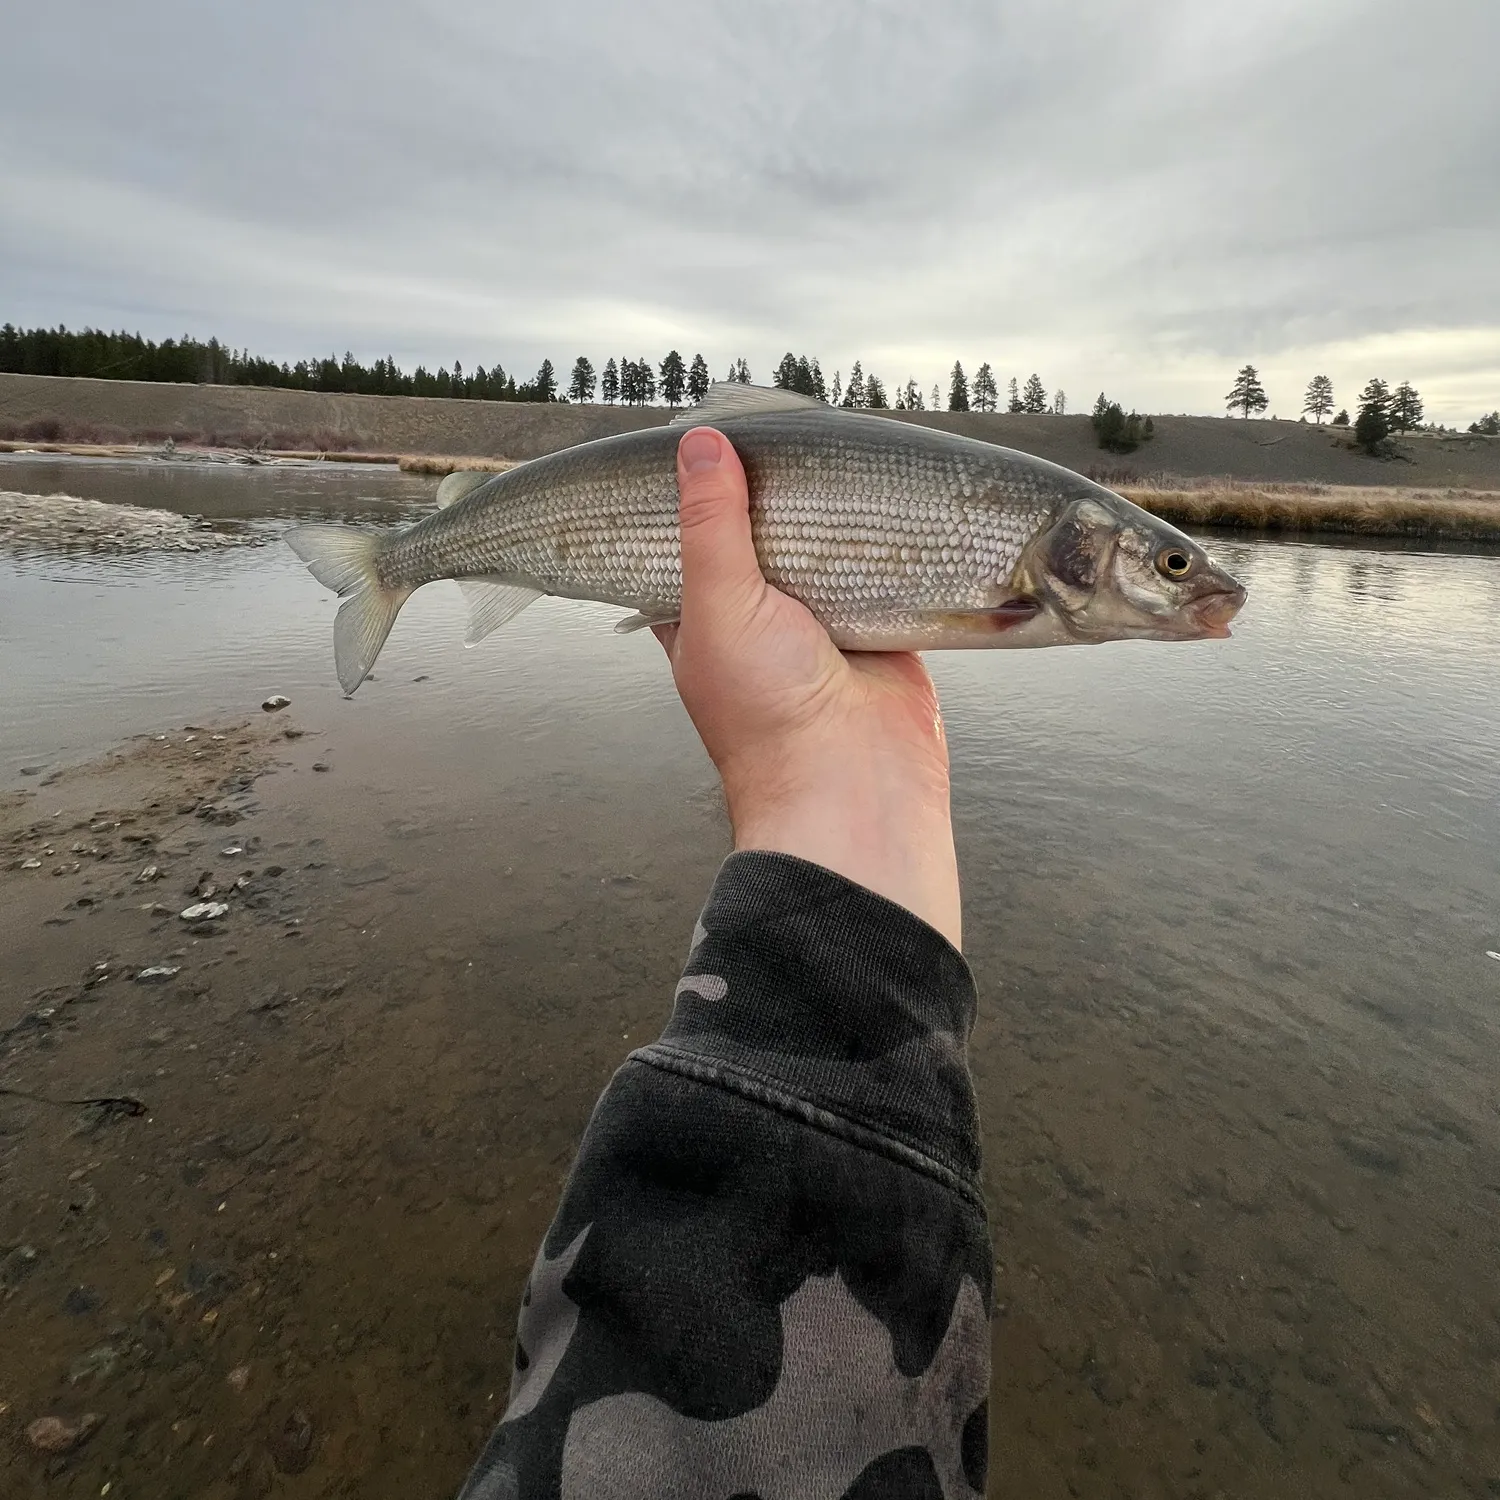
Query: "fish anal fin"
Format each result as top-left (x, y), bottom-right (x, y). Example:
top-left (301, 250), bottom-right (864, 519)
top-left (671, 382), bottom-right (834, 426)
top-left (457, 577), bottom-right (542, 645)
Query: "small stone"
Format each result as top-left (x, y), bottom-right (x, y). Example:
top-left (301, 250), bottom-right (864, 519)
top-left (20, 857), bottom-right (42, 869)
top-left (63, 1285), bottom-right (102, 1316)
top-left (1487, 950), bottom-right (1500, 962)
top-left (282, 728), bottom-right (304, 739)
top-left (180, 902), bottom-right (230, 922)
top-left (227, 1363), bottom-right (252, 1393)
top-left (268, 1406), bottom-right (316, 1475)
top-left (20, 765), bottom-right (47, 776)
top-left (136, 966), bottom-right (181, 984)
top-left (26, 1413), bottom-right (104, 1454)
top-left (262, 695), bottom-right (291, 712)
top-left (135, 865), bottom-right (162, 882)
top-left (311, 762), bottom-right (330, 773)
top-left (221, 845), bottom-right (244, 857)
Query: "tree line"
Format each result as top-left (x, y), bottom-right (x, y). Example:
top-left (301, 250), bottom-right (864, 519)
top-left (1225, 364), bottom-right (1498, 446)
top-left (7, 324), bottom-right (1492, 435)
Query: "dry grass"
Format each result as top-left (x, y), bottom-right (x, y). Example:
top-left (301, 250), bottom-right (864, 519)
top-left (1122, 483), bottom-right (1500, 542)
top-left (396, 454), bottom-right (523, 476)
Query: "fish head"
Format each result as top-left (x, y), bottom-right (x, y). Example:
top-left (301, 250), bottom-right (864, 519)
top-left (1019, 490), bottom-right (1246, 643)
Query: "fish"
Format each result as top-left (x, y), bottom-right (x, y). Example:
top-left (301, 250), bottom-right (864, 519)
top-left (287, 382), bottom-right (1246, 694)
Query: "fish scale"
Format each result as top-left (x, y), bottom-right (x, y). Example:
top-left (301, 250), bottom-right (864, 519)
top-left (287, 383), bottom-right (1246, 694)
top-left (379, 413), bottom-right (1050, 635)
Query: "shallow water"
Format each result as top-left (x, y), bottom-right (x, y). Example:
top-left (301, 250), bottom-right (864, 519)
top-left (2, 454), bottom-right (1499, 1497)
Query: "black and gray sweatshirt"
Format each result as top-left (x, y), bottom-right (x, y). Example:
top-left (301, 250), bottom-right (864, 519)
top-left (458, 850), bottom-right (991, 1500)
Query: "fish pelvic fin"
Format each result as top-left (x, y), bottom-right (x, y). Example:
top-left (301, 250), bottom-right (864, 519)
top-left (456, 578), bottom-right (543, 645)
top-left (285, 524), bottom-right (413, 695)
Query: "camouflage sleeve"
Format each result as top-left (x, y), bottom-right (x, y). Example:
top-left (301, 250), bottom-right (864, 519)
top-left (458, 850), bottom-right (992, 1500)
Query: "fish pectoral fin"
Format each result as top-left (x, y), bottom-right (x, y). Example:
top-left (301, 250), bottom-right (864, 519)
top-left (923, 597), bottom-right (1042, 632)
top-left (613, 609), bottom-right (680, 635)
top-left (456, 578), bottom-right (543, 645)
top-left (671, 382), bottom-right (834, 425)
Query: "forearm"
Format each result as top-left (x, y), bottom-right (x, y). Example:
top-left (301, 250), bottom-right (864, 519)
top-left (459, 852), bottom-right (992, 1500)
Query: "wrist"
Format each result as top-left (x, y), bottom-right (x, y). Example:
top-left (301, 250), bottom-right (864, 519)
top-left (722, 748), bottom-right (961, 948)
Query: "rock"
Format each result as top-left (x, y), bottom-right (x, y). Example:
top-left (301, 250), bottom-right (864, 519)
top-left (268, 1406), bottom-right (316, 1475)
top-left (135, 864), bottom-right (162, 883)
top-left (227, 1363), bottom-right (252, 1393)
top-left (311, 762), bottom-right (330, 773)
top-left (68, 1344), bottom-right (121, 1384)
top-left (221, 844), bottom-right (244, 857)
top-left (180, 902), bottom-right (230, 922)
top-left (136, 966), bottom-right (181, 984)
top-left (282, 728), bottom-right (304, 740)
top-left (20, 857), bottom-right (42, 870)
top-left (1, 1243), bottom-right (40, 1289)
top-left (261, 695), bottom-right (291, 712)
top-left (20, 765), bottom-right (47, 776)
top-left (1487, 950), bottom-right (1500, 962)
top-left (26, 1413), bottom-right (103, 1454)
top-left (63, 1285), bottom-right (102, 1316)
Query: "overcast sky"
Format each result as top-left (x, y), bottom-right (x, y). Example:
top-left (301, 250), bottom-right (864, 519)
top-left (3, 0), bottom-right (1496, 422)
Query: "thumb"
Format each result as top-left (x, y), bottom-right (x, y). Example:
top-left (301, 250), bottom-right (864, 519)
top-left (675, 426), bottom-right (765, 626)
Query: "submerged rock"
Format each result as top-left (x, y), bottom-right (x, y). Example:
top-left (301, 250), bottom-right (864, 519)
top-left (262, 695), bottom-right (291, 712)
top-left (26, 1412), bottom-right (104, 1454)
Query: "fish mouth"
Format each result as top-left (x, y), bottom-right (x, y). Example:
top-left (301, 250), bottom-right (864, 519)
top-left (1188, 586), bottom-right (1247, 639)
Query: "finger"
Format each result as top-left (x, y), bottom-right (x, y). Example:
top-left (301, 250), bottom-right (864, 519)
top-left (675, 427), bottom-right (765, 627)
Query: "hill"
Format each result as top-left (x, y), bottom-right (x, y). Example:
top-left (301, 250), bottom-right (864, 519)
top-left (2, 372), bottom-right (1498, 489)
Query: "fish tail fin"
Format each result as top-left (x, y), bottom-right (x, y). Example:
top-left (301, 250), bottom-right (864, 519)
top-left (285, 524), bottom-right (413, 695)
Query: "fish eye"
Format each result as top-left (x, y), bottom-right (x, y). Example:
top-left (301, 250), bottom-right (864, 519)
top-left (1156, 547), bottom-right (1194, 579)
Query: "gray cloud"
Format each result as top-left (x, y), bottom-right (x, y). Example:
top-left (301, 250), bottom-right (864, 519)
top-left (3, 0), bottom-right (1496, 421)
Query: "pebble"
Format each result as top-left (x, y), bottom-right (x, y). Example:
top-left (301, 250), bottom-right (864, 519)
top-left (26, 1413), bottom-right (103, 1454)
top-left (1486, 950), bottom-right (1500, 962)
top-left (180, 901), bottom-right (230, 922)
top-left (262, 695), bottom-right (291, 712)
top-left (20, 857), bottom-right (42, 869)
top-left (135, 864), bottom-right (162, 882)
top-left (136, 966), bottom-right (182, 984)
top-left (283, 727), bottom-right (305, 739)
top-left (227, 1363), bottom-right (252, 1393)
top-left (312, 762), bottom-right (330, 773)
top-left (268, 1406), bottom-right (316, 1475)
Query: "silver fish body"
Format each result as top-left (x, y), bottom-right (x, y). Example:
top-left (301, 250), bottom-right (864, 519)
top-left (287, 385), bottom-right (1246, 694)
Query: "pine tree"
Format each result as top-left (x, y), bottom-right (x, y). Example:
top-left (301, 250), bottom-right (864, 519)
top-left (1022, 373), bottom-right (1048, 413)
top-left (687, 353), bottom-right (709, 404)
top-left (1052, 390), bottom-right (1066, 416)
top-left (843, 361), bottom-right (867, 409)
top-left (659, 349), bottom-right (687, 408)
top-left (902, 377), bottom-right (924, 411)
top-left (948, 361), bottom-right (969, 412)
top-left (1332, 408), bottom-right (1350, 427)
top-left (1470, 411), bottom-right (1500, 435)
top-left (1302, 374), bottom-right (1334, 424)
top-left (1225, 364), bottom-right (1269, 418)
top-left (774, 352), bottom-right (800, 389)
top-left (971, 363), bottom-right (998, 412)
top-left (567, 356), bottom-right (596, 404)
top-left (601, 357), bottom-right (619, 405)
top-left (638, 358), bottom-right (657, 405)
top-left (734, 358), bottom-right (751, 383)
top-left (810, 358), bottom-right (828, 402)
top-left (830, 371), bottom-right (842, 407)
top-left (866, 374), bottom-right (889, 409)
top-left (930, 384), bottom-right (940, 412)
top-left (1388, 381), bottom-right (1423, 434)
top-left (1354, 377), bottom-right (1391, 452)
top-left (1007, 378), bottom-right (1023, 414)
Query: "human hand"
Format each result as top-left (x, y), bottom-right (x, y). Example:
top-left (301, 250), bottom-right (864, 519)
top-left (654, 426), bottom-right (962, 949)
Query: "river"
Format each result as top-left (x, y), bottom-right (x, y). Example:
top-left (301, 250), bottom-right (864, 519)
top-left (1, 453), bottom-right (1497, 1498)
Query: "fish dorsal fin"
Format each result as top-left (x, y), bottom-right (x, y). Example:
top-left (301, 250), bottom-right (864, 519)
top-left (435, 470), bottom-right (494, 509)
top-left (671, 382), bottom-right (834, 426)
